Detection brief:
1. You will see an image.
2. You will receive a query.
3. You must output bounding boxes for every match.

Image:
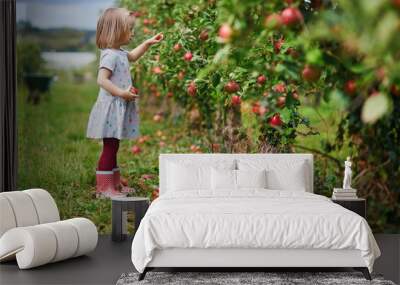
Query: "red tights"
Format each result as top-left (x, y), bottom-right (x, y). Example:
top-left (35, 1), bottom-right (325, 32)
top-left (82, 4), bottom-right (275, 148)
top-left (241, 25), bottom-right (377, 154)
top-left (97, 138), bottom-right (120, 171)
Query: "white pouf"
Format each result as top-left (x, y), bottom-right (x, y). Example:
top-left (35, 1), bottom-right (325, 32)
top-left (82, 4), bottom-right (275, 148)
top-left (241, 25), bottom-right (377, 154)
top-left (0, 189), bottom-right (98, 269)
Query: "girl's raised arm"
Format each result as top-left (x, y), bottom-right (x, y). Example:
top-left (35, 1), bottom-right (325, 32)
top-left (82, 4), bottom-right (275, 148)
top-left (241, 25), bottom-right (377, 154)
top-left (127, 33), bottom-right (163, 62)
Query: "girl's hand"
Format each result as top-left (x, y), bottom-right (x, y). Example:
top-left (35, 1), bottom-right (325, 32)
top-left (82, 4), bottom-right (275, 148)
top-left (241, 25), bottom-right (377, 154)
top-left (118, 86), bottom-right (139, 102)
top-left (145, 33), bottom-right (164, 46)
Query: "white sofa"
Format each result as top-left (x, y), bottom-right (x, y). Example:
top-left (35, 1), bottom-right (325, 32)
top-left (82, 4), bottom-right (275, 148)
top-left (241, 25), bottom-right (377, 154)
top-left (0, 188), bottom-right (98, 269)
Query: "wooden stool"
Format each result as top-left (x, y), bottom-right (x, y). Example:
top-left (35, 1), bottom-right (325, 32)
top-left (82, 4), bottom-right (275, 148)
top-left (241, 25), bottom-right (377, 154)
top-left (111, 197), bottom-right (149, 242)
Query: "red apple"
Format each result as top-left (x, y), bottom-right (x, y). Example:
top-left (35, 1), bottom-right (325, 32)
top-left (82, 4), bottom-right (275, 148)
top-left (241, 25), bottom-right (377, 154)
top-left (155, 34), bottom-right (162, 40)
top-left (269, 113), bottom-right (283, 127)
top-left (178, 71), bottom-right (185, 80)
top-left (257, 74), bottom-right (267, 85)
top-left (344, 80), bottom-right (357, 95)
top-left (183, 52), bottom-right (193, 61)
top-left (390, 84), bottom-right (400, 97)
top-left (199, 30), bottom-right (209, 41)
top-left (276, 96), bottom-right (286, 108)
top-left (292, 92), bottom-right (299, 100)
top-left (143, 18), bottom-right (151, 25)
top-left (131, 145), bottom-right (141, 154)
top-left (264, 13), bottom-right (283, 29)
top-left (211, 143), bottom-right (220, 152)
top-left (138, 135), bottom-right (149, 144)
top-left (130, 86), bottom-right (139, 95)
top-left (167, 91), bottom-right (174, 98)
top-left (218, 23), bottom-right (232, 41)
top-left (231, 95), bottom-right (241, 105)
top-left (224, 81), bottom-right (240, 93)
top-left (173, 43), bottom-right (182, 52)
top-left (252, 102), bottom-right (260, 114)
top-left (274, 38), bottom-right (285, 53)
top-left (273, 83), bottom-right (286, 93)
top-left (152, 66), bottom-right (162, 74)
top-left (187, 81), bottom-right (197, 96)
top-left (286, 47), bottom-right (300, 58)
top-left (302, 65), bottom-right (321, 82)
top-left (281, 7), bottom-right (303, 26)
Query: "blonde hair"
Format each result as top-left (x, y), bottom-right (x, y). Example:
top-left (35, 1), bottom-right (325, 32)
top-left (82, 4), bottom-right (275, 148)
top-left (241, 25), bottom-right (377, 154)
top-left (96, 8), bottom-right (135, 49)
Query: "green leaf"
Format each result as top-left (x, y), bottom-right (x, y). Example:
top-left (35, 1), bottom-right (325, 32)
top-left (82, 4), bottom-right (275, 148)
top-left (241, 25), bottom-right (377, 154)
top-left (361, 93), bottom-right (390, 124)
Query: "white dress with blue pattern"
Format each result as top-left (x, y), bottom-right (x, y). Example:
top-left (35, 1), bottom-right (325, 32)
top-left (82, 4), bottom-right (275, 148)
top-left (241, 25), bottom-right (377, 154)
top-left (86, 48), bottom-right (140, 140)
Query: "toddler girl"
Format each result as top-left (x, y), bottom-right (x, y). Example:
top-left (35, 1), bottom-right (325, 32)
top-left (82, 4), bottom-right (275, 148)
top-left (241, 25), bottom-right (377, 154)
top-left (86, 7), bottom-right (163, 198)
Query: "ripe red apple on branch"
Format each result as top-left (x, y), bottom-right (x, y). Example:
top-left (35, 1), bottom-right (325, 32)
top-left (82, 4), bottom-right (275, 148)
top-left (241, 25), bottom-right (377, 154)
top-left (224, 81), bottom-right (240, 93)
top-left (152, 66), bottom-right (162, 74)
top-left (183, 52), bottom-right (193, 61)
top-left (291, 92), bottom-right (299, 100)
top-left (257, 74), bottom-right (267, 85)
top-left (281, 7), bottom-right (303, 26)
top-left (269, 113), bottom-right (283, 127)
top-left (199, 30), bottom-right (209, 41)
top-left (173, 43), bottom-right (182, 52)
top-left (273, 83), bottom-right (286, 93)
top-left (231, 95), bottom-right (241, 106)
top-left (264, 13), bottom-right (283, 30)
top-left (187, 81), bottom-right (197, 96)
top-left (276, 96), bottom-right (286, 108)
top-left (390, 84), bottom-right (400, 97)
top-left (344, 80), bottom-right (357, 95)
top-left (302, 65), bottom-right (321, 82)
top-left (274, 38), bottom-right (285, 53)
top-left (218, 23), bottom-right (232, 42)
top-left (252, 102), bottom-right (260, 114)
top-left (177, 71), bottom-right (185, 80)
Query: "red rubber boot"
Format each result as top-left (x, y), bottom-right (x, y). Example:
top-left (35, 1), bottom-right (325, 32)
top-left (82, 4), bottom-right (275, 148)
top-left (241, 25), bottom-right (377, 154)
top-left (96, 170), bottom-right (126, 199)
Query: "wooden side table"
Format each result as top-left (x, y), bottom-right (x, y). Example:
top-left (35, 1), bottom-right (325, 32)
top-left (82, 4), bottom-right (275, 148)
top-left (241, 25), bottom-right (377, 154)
top-left (111, 197), bottom-right (149, 242)
top-left (332, 198), bottom-right (366, 219)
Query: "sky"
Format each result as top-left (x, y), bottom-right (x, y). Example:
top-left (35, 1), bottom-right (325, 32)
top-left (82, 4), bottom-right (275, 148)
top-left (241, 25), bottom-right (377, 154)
top-left (17, 0), bottom-right (117, 30)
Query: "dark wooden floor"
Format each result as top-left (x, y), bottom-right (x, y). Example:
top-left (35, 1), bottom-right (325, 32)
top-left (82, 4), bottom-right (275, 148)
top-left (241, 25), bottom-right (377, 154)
top-left (0, 234), bottom-right (399, 285)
